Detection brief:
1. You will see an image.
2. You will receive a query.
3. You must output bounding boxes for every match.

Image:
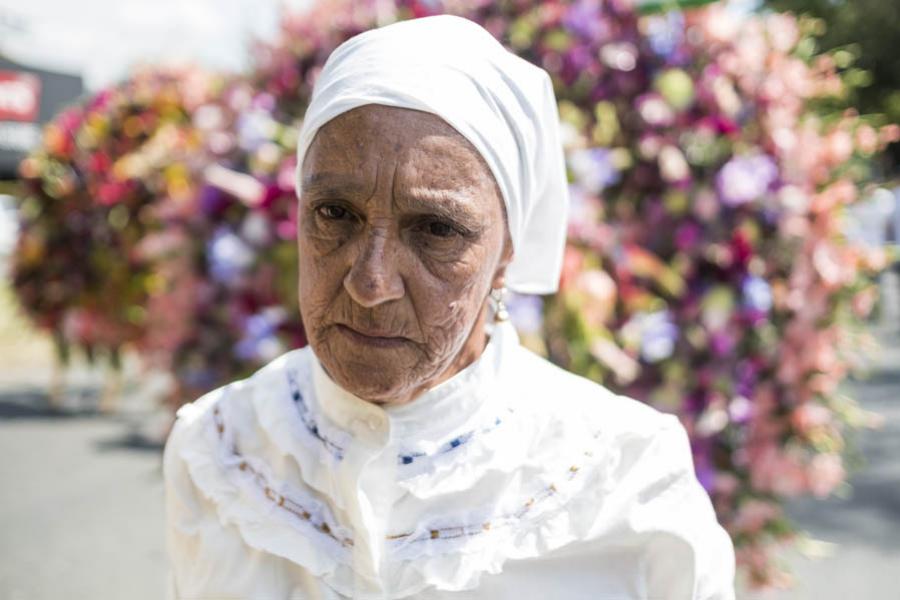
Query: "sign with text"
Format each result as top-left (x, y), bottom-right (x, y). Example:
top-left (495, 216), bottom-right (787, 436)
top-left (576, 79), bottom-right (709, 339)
top-left (0, 59), bottom-right (83, 179)
top-left (0, 71), bottom-right (42, 123)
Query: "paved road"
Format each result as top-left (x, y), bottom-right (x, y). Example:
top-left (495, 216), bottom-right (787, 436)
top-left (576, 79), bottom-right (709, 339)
top-left (0, 327), bottom-right (897, 600)
top-left (0, 388), bottom-right (167, 600)
top-left (747, 326), bottom-right (900, 599)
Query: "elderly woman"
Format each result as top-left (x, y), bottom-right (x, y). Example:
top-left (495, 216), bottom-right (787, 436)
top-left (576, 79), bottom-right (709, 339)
top-left (164, 15), bottom-right (736, 600)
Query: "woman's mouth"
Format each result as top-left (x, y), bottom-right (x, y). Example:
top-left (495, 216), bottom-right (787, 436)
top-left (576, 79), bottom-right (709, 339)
top-left (334, 323), bottom-right (411, 349)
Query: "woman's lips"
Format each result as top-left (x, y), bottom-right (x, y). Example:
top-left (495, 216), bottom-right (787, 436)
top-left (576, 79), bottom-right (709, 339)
top-left (334, 323), bottom-right (411, 349)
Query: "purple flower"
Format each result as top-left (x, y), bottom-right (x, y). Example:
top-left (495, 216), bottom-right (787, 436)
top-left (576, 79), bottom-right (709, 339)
top-left (562, 0), bottom-right (610, 43)
top-left (199, 184), bottom-right (228, 216)
top-left (645, 12), bottom-right (685, 59)
top-left (568, 148), bottom-right (621, 194)
top-left (691, 438), bottom-right (717, 492)
top-left (729, 395), bottom-right (752, 424)
top-left (742, 276), bottom-right (772, 313)
top-left (715, 153), bottom-right (778, 207)
top-left (674, 223), bottom-right (701, 251)
top-left (639, 310), bottom-right (678, 363)
top-left (251, 92), bottom-right (276, 112)
top-left (207, 226), bottom-right (255, 284)
top-left (507, 294), bottom-right (544, 335)
top-left (735, 360), bottom-right (759, 399)
top-left (237, 109), bottom-right (276, 152)
top-left (710, 330), bottom-right (736, 357)
top-left (235, 307), bottom-right (288, 362)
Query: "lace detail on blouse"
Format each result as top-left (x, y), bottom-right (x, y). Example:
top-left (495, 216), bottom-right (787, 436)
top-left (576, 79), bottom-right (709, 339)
top-left (210, 394), bottom-right (355, 559)
top-left (206, 384), bottom-right (605, 564)
top-left (286, 367), bottom-right (347, 461)
top-left (386, 431), bottom-right (602, 560)
top-left (396, 407), bottom-right (514, 466)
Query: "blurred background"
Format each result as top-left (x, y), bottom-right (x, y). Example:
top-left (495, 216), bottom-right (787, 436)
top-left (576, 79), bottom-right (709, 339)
top-left (0, 0), bottom-right (897, 598)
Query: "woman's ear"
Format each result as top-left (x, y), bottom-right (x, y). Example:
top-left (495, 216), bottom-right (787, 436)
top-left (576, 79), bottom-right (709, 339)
top-left (491, 232), bottom-right (514, 290)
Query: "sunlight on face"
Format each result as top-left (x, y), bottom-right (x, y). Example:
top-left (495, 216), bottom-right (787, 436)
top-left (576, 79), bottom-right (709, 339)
top-left (297, 104), bottom-right (511, 404)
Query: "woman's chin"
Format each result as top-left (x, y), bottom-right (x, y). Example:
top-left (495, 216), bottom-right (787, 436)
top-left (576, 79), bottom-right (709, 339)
top-left (314, 346), bottom-right (424, 404)
top-left (335, 371), bottom-right (418, 405)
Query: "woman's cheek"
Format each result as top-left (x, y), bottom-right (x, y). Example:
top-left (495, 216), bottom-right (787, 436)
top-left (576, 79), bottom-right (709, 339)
top-left (303, 224), bottom-right (352, 256)
top-left (410, 269), bottom-right (484, 356)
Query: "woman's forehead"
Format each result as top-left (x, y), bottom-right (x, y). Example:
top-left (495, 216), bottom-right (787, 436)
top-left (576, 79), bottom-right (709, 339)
top-left (302, 105), bottom-right (498, 196)
top-left (318, 104), bottom-right (458, 138)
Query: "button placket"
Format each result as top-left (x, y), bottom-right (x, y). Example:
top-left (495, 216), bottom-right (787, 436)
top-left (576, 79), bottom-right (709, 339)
top-left (335, 415), bottom-right (395, 583)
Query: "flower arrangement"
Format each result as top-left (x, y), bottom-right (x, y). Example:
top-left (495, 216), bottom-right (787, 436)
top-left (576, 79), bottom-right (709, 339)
top-left (14, 67), bottom-right (218, 368)
top-left (208, 0), bottom-right (900, 586)
top-left (441, 1), bottom-right (894, 587)
top-left (159, 77), bottom-right (308, 399)
top-left (14, 68), bottom-right (307, 401)
top-left (12, 0), bottom-right (897, 587)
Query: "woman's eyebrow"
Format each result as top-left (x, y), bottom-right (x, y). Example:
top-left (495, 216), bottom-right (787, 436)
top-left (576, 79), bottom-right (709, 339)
top-left (301, 172), bottom-right (368, 195)
top-left (398, 188), bottom-right (483, 222)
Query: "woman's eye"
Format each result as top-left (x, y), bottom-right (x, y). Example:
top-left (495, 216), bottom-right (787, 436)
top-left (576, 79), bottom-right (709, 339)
top-left (426, 220), bottom-right (457, 238)
top-left (317, 204), bottom-right (350, 220)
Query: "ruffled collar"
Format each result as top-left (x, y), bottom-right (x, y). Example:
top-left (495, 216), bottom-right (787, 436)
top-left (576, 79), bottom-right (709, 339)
top-left (309, 321), bottom-right (516, 447)
top-left (172, 317), bottom-right (631, 598)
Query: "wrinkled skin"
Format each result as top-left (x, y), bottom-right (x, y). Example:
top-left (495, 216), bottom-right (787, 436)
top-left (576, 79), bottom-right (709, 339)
top-left (297, 104), bottom-right (512, 405)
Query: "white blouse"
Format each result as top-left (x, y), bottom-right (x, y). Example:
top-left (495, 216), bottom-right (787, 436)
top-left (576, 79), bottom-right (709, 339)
top-left (164, 321), bottom-right (736, 599)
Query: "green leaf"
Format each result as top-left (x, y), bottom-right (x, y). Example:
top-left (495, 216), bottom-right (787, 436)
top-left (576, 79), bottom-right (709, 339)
top-left (637, 0), bottom-right (721, 15)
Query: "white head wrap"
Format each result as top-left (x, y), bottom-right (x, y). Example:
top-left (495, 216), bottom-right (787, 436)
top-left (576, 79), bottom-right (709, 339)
top-left (295, 15), bottom-right (569, 294)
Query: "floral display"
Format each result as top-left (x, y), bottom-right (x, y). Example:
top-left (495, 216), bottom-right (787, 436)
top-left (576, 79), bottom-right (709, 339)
top-left (243, 1), bottom-right (897, 584)
top-left (14, 67), bottom-right (218, 368)
top-left (14, 69), bottom-right (307, 400)
top-left (12, 0), bottom-right (898, 588)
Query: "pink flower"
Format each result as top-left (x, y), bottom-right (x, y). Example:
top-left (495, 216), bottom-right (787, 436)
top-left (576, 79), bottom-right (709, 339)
top-left (557, 246), bottom-right (585, 292)
top-left (851, 286), bottom-right (878, 318)
top-left (715, 153), bottom-right (778, 206)
top-left (96, 181), bottom-right (128, 206)
top-left (574, 269), bottom-right (618, 328)
top-left (658, 145), bottom-right (691, 183)
top-left (880, 123), bottom-right (900, 144)
top-left (790, 403), bottom-right (831, 435)
top-left (823, 129), bottom-right (854, 166)
top-left (749, 444), bottom-right (807, 497)
top-left (812, 241), bottom-right (855, 289)
top-left (764, 13), bottom-right (800, 53)
top-left (855, 125), bottom-right (879, 155)
top-left (734, 499), bottom-right (781, 534)
top-left (636, 93), bottom-right (675, 127)
top-left (807, 453), bottom-right (845, 498)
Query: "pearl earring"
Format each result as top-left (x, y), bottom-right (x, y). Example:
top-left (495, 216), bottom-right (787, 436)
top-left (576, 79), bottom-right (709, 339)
top-left (489, 286), bottom-right (509, 323)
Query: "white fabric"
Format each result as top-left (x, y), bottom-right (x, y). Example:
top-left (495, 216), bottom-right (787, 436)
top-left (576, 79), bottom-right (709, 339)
top-left (294, 15), bottom-right (570, 294)
top-left (164, 321), bottom-right (736, 599)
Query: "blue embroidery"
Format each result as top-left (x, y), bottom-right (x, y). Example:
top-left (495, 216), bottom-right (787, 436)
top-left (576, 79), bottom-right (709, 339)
top-left (286, 369), bottom-right (346, 460)
top-left (396, 409), bottom-right (511, 466)
top-left (284, 365), bottom-right (510, 467)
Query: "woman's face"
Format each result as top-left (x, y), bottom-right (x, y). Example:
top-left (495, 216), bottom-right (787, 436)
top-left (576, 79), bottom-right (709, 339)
top-left (297, 105), bottom-right (511, 404)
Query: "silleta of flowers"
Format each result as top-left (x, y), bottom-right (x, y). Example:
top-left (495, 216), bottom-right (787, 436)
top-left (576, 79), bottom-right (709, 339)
top-left (13, 0), bottom-right (899, 589)
top-left (15, 67), bottom-right (217, 369)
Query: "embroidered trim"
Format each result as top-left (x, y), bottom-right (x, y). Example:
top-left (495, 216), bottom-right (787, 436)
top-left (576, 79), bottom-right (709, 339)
top-left (211, 403), bottom-right (354, 550)
top-left (387, 432), bottom-right (601, 548)
top-left (397, 408), bottom-right (513, 466)
top-left (208, 388), bottom-right (603, 562)
top-left (286, 368), bottom-right (346, 460)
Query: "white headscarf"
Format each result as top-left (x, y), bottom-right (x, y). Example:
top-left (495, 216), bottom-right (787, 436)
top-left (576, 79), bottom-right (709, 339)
top-left (295, 15), bottom-right (569, 294)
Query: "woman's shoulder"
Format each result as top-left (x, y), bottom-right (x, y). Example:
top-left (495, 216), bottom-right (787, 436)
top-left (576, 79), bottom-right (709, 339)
top-left (507, 343), bottom-right (677, 442)
top-left (164, 345), bottom-right (315, 452)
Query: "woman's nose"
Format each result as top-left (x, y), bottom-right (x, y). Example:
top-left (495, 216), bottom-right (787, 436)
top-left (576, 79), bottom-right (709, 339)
top-left (343, 228), bottom-right (405, 307)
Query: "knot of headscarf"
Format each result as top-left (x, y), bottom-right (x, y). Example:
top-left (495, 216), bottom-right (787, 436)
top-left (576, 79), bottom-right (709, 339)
top-left (295, 14), bottom-right (569, 294)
